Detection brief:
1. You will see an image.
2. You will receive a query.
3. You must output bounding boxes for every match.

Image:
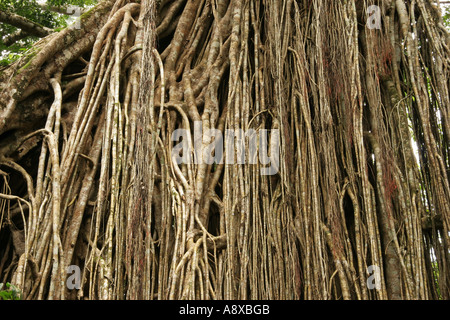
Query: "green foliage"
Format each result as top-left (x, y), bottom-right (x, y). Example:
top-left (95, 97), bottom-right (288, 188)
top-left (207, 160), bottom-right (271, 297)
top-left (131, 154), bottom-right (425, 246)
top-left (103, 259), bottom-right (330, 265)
top-left (0, 283), bottom-right (22, 300)
top-left (47, 0), bottom-right (97, 7)
top-left (0, 0), bottom-right (97, 66)
top-left (443, 6), bottom-right (450, 29)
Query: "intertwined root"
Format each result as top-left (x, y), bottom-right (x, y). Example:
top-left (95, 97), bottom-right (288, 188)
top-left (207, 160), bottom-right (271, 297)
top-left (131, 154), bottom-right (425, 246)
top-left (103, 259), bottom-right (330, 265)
top-left (0, 0), bottom-right (449, 300)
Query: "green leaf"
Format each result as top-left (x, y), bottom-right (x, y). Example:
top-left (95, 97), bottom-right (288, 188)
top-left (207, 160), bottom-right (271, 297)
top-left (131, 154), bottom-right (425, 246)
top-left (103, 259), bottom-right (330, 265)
top-left (1, 0), bottom-right (98, 64)
top-left (0, 282), bottom-right (22, 300)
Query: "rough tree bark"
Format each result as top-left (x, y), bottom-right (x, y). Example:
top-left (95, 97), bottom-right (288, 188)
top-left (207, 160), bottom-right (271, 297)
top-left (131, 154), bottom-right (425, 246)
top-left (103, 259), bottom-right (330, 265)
top-left (0, 0), bottom-right (449, 300)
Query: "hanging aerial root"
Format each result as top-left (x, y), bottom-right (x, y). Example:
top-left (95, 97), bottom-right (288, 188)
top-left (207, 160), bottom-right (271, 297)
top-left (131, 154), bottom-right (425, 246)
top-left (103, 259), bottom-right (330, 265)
top-left (0, 0), bottom-right (449, 300)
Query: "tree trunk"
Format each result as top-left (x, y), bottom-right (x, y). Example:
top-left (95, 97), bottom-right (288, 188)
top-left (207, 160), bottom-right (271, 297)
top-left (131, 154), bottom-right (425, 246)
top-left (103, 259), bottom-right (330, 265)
top-left (0, 0), bottom-right (449, 300)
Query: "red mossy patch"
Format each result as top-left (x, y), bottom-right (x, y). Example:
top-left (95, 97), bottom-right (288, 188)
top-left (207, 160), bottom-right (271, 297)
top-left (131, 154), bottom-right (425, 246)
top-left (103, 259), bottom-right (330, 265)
top-left (374, 38), bottom-right (394, 79)
top-left (383, 158), bottom-right (398, 213)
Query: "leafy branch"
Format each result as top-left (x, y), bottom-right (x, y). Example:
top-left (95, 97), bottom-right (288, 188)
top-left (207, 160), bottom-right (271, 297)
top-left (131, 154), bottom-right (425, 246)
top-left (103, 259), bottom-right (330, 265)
top-left (0, 283), bottom-right (22, 300)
